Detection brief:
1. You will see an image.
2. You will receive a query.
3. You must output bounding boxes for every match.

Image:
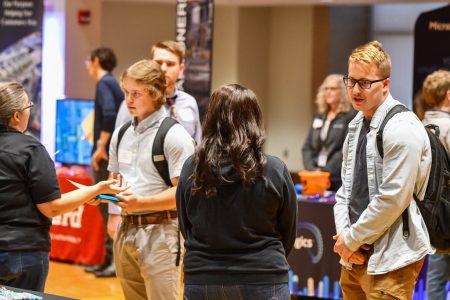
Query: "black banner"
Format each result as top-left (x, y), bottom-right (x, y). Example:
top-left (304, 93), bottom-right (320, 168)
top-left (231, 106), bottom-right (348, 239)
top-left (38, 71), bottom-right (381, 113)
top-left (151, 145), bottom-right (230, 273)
top-left (176, 0), bottom-right (214, 122)
top-left (0, 0), bottom-right (43, 138)
top-left (413, 5), bottom-right (450, 111)
top-left (288, 200), bottom-right (341, 299)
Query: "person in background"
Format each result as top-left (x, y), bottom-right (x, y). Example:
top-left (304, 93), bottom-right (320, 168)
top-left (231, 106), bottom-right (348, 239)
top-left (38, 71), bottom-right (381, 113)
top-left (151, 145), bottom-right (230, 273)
top-left (176, 84), bottom-right (297, 300)
top-left (150, 40), bottom-right (202, 145)
top-left (421, 70), bottom-right (450, 300)
top-left (333, 41), bottom-right (433, 299)
top-left (302, 74), bottom-right (356, 192)
top-left (0, 82), bottom-right (124, 292)
top-left (108, 59), bottom-right (195, 300)
top-left (85, 47), bottom-right (124, 277)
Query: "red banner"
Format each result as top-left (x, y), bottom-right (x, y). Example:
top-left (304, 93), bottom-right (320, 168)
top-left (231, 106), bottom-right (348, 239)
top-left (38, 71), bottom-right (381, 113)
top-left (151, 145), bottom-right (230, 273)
top-left (49, 174), bottom-right (105, 266)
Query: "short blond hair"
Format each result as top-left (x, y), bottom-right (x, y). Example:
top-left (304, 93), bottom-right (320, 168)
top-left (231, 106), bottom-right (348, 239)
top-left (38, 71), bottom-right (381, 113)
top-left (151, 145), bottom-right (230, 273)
top-left (348, 40), bottom-right (391, 78)
top-left (120, 60), bottom-right (167, 110)
top-left (316, 74), bottom-right (352, 114)
top-left (422, 70), bottom-right (450, 108)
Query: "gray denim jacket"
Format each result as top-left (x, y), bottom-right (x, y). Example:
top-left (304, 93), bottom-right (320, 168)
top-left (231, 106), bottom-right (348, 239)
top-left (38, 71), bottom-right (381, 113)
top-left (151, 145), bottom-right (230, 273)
top-left (334, 94), bottom-right (433, 274)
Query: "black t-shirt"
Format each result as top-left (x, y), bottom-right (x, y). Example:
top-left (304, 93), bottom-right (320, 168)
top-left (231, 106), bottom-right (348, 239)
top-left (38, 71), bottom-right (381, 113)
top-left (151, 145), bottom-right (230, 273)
top-left (176, 154), bottom-right (298, 285)
top-left (349, 119), bottom-right (370, 224)
top-left (0, 127), bottom-right (61, 252)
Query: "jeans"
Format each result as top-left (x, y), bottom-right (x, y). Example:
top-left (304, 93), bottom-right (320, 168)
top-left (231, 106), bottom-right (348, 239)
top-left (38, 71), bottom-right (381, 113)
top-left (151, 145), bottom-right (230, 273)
top-left (184, 283), bottom-right (290, 300)
top-left (426, 254), bottom-right (450, 300)
top-left (0, 251), bottom-right (49, 292)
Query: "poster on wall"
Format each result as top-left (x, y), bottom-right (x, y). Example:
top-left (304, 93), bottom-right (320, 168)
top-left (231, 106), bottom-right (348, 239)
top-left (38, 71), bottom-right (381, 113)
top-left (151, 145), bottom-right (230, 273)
top-left (0, 0), bottom-right (43, 138)
top-left (176, 0), bottom-right (214, 122)
top-left (413, 5), bottom-right (450, 113)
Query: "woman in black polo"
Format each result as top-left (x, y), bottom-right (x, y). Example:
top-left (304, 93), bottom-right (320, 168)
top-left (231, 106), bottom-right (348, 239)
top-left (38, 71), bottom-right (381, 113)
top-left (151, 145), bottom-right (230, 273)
top-left (0, 82), bottom-right (124, 292)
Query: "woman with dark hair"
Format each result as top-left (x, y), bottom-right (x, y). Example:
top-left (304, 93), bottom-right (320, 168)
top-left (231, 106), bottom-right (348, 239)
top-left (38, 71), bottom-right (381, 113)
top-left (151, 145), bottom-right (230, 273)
top-left (176, 84), bottom-right (297, 300)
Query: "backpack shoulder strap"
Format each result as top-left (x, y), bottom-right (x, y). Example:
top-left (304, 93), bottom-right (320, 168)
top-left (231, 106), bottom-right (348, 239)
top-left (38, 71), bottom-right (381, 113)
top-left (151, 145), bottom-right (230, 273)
top-left (376, 104), bottom-right (409, 158)
top-left (152, 117), bottom-right (178, 187)
top-left (375, 104), bottom-right (411, 238)
top-left (117, 120), bottom-right (132, 152)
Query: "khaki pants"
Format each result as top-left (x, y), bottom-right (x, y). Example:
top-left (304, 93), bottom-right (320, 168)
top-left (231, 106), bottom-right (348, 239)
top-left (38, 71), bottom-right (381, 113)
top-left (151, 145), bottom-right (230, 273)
top-left (340, 257), bottom-right (424, 300)
top-left (114, 219), bottom-right (183, 300)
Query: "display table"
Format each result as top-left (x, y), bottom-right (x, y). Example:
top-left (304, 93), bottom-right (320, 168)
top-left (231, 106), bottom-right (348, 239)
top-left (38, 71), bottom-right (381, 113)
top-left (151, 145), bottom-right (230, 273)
top-left (0, 285), bottom-right (76, 300)
top-left (49, 173), bottom-right (105, 266)
top-left (288, 198), bottom-right (341, 299)
top-left (288, 197), bottom-right (432, 300)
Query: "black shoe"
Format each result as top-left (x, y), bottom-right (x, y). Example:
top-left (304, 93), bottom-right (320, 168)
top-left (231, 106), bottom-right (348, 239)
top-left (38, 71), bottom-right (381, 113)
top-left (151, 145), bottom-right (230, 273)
top-left (84, 258), bottom-right (111, 273)
top-left (94, 263), bottom-right (116, 278)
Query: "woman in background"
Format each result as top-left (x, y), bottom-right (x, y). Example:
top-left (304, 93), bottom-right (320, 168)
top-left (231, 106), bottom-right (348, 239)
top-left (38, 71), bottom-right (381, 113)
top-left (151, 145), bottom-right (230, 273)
top-left (302, 74), bottom-right (356, 192)
top-left (176, 84), bottom-right (297, 300)
top-left (0, 82), bottom-right (124, 292)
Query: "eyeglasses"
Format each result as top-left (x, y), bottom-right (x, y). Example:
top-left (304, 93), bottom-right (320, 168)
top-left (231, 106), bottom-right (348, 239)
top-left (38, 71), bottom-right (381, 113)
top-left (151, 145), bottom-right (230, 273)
top-left (343, 75), bottom-right (388, 89)
top-left (22, 101), bottom-right (34, 110)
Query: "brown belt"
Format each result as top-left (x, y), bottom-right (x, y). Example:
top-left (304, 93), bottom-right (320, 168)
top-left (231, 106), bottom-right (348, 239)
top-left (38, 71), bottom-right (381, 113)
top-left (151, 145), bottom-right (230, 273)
top-left (122, 211), bottom-right (177, 225)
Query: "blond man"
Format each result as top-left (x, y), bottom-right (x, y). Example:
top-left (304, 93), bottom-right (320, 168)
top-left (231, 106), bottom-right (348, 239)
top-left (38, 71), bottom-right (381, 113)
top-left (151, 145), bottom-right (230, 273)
top-left (108, 60), bottom-right (195, 300)
top-left (333, 41), bottom-right (433, 299)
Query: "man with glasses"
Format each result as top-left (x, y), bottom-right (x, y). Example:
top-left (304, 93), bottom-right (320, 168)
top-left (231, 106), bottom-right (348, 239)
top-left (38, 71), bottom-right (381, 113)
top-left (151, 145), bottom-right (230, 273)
top-left (333, 41), bottom-right (432, 299)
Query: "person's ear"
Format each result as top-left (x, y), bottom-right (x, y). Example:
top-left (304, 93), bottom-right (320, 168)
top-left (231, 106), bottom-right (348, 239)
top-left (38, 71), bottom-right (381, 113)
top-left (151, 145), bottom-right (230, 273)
top-left (92, 57), bottom-right (100, 68)
top-left (382, 78), bottom-right (391, 93)
top-left (8, 111), bottom-right (20, 127)
top-left (178, 62), bottom-right (185, 78)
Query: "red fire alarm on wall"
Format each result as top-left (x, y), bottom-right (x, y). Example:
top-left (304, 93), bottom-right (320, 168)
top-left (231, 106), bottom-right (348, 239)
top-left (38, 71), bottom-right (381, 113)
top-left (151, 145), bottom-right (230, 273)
top-left (78, 10), bottom-right (91, 25)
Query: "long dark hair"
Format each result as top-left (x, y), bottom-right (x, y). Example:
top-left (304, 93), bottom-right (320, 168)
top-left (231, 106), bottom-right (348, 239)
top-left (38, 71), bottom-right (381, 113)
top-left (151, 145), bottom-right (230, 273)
top-left (191, 84), bottom-right (266, 197)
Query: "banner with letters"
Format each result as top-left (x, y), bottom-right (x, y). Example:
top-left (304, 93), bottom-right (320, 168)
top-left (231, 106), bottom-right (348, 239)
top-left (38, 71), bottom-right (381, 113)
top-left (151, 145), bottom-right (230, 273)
top-left (175, 0), bottom-right (214, 122)
top-left (413, 5), bottom-right (450, 112)
top-left (0, 0), bottom-right (43, 138)
top-left (288, 200), bottom-right (341, 299)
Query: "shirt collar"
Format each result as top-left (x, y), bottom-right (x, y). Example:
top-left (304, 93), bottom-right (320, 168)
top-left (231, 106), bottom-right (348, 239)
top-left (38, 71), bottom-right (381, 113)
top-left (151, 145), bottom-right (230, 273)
top-left (132, 107), bottom-right (166, 134)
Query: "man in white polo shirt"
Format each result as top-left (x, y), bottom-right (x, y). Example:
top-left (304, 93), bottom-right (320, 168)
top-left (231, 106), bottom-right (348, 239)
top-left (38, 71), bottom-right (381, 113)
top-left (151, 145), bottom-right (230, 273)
top-left (107, 59), bottom-right (194, 300)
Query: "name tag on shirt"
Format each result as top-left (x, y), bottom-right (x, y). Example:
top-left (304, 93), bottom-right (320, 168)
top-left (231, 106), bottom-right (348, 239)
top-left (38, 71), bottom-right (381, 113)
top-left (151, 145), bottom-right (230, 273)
top-left (312, 118), bottom-right (323, 129)
top-left (118, 149), bottom-right (133, 164)
top-left (318, 150), bottom-right (328, 167)
top-left (178, 108), bottom-right (195, 122)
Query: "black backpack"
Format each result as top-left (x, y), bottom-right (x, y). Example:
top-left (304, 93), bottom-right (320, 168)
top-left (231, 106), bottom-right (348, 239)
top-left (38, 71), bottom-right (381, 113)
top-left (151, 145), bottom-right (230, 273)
top-left (376, 104), bottom-right (450, 253)
top-left (117, 117), bottom-right (177, 187)
top-left (116, 117), bottom-right (182, 265)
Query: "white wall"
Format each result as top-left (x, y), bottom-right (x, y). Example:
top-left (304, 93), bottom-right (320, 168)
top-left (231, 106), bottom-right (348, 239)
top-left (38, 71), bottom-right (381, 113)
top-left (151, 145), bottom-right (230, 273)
top-left (42, 0), bottom-right (102, 157)
top-left (65, 0), bottom-right (102, 99)
top-left (265, 6), bottom-right (314, 170)
top-left (42, 2), bottom-right (447, 171)
top-left (101, 3), bottom-right (315, 171)
top-left (101, 2), bottom-right (176, 79)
